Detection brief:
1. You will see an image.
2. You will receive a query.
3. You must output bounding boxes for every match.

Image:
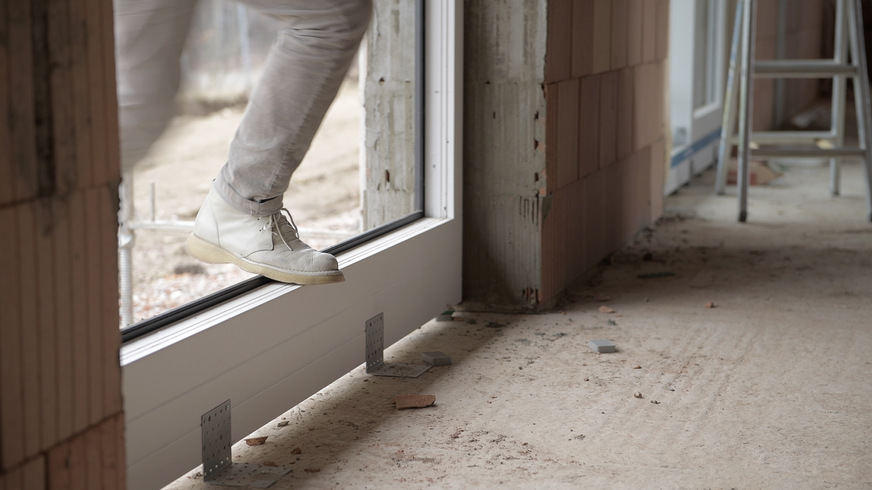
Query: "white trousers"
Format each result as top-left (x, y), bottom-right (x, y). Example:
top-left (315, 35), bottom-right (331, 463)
top-left (114, 0), bottom-right (371, 215)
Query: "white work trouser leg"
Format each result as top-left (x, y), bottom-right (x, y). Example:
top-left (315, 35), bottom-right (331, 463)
top-left (114, 0), bottom-right (372, 216)
top-left (114, 0), bottom-right (198, 170)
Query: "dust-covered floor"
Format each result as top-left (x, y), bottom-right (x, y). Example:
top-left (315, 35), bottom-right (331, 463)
top-left (164, 161), bottom-right (872, 489)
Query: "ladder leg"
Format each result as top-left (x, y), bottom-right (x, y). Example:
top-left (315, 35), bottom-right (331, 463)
top-left (830, 0), bottom-right (848, 197)
top-left (737, 0), bottom-right (757, 222)
top-left (717, 0), bottom-right (746, 195)
top-left (848, 0), bottom-right (872, 221)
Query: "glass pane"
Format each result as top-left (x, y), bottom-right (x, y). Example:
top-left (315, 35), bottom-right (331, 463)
top-left (693, 0), bottom-right (719, 109)
top-left (118, 1), bottom-right (419, 328)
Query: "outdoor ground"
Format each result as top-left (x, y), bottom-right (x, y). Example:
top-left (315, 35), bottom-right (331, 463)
top-left (162, 160), bottom-right (872, 488)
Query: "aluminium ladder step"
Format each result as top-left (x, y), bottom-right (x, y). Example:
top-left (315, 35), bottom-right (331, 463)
top-left (753, 60), bottom-right (858, 78)
top-left (730, 130), bottom-right (837, 144)
top-left (750, 145), bottom-right (866, 158)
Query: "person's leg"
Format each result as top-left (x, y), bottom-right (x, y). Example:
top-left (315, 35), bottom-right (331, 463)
top-left (186, 0), bottom-right (371, 284)
top-left (214, 0), bottom-right (372, 215)
top-left (114, 0), bottom-right (198, 170)
top-left (115, 0), bottom-right (197, 323)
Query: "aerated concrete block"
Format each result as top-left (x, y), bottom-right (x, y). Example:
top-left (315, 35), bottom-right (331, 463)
top-left (589, 340), bottom-right (616, 353)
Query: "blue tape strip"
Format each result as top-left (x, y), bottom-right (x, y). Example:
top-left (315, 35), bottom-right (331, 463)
top-left (670, 127), bottom-right (722, 168)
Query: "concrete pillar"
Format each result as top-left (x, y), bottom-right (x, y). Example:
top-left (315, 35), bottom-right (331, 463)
top-left (362, 0), bottom-right (419, 229)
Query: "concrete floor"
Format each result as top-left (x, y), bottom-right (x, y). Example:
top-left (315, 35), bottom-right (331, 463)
top-left (167, 161), bottom-right (872, 489)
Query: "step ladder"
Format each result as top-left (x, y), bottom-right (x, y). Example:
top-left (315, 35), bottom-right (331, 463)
top-left (715, 0), bottom-right (872, 222)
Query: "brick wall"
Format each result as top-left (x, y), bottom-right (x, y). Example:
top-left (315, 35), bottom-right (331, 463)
top-left (540, 0), bottom-right (669, 303)
top-left (753, 0), bottom-right (825, 129)
top-left (460, 0), bottom-right (826, 307)
top-left (0, 0), bottom-right (126, 488)
top-left (461, 0), bottom-right (668, 309)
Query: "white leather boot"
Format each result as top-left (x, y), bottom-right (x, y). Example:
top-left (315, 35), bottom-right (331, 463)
top-left (186, 188), bottom-right (344, 285)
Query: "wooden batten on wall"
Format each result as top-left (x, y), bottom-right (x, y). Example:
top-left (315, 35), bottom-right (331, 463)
top-left (1, 0), bottom-right (125, 487)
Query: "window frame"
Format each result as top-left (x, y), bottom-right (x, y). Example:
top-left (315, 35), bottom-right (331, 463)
top-left (120, 2), bottom-right (463, 488)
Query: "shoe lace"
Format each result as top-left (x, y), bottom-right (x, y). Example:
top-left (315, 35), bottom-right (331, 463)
top-left (260, 209), bottom-right (300, 251)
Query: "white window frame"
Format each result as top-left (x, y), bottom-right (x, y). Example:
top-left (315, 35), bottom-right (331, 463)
top-left (120, 3), bottom-right (463, 489)
top-left (667, 0), bottom-right (727, 194)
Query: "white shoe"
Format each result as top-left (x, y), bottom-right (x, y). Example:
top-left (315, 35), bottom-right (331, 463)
top-left (186, 188), bottom-right (344, 285)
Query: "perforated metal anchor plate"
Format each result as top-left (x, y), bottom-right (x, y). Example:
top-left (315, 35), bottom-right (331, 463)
top-left (202, 400), bottom-right (232, 480)
top-left (365, 313), bottom-right (431, 378)
top-left (365, 313), bottom-right (385, 372)
top-left (201, 400), bottom-right (293, 487)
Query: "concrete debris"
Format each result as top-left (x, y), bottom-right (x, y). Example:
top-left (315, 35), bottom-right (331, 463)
top-left (245, 436), bottom-right (268, 446)
top-left (634, 392), bottom-right (643, 399)
top-left (589, 340), bottom-right (617, 353)
top-left (598, 305), bottom-right (616, 314)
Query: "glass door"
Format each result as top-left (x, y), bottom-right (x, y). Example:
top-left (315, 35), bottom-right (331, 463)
top-left (667, 0), bottom-right (728, 193)
top-left (119, 0), bottom-right (424, 330)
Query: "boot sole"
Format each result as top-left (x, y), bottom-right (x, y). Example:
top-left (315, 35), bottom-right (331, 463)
top-left (185, 233), bottom-right (345, 285)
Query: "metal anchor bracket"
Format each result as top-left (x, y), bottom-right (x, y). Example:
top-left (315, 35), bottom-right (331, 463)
top-left (365, 313), bottom-right (431, 378)
top-left (201, 400), bottom-right (292, 488)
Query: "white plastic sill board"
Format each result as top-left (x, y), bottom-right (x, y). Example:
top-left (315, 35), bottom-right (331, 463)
top-left (122, 217), bottom-right (461, 490)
